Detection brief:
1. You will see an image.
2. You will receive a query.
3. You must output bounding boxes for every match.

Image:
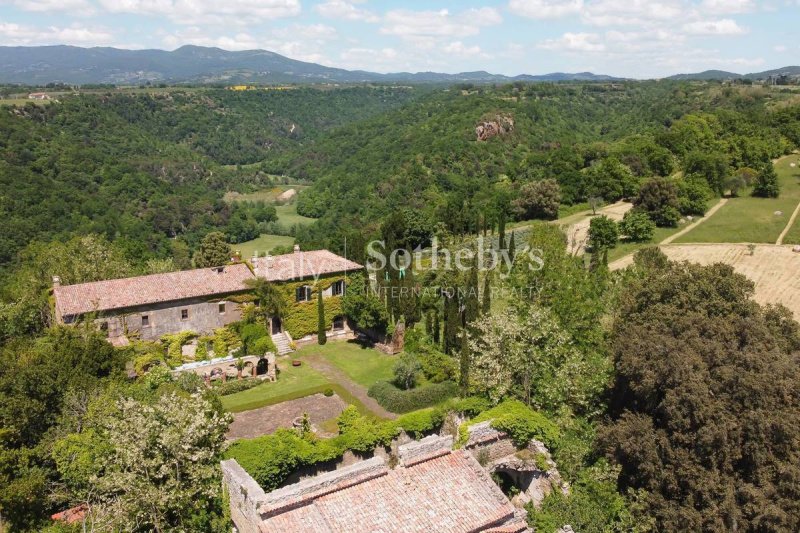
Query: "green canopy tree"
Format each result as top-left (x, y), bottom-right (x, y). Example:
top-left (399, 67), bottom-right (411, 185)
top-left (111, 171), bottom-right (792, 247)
top-left (193, 232), bottom-right (231, 268)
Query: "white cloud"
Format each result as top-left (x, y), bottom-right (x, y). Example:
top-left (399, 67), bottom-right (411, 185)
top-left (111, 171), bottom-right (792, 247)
top-left (316, 0), bottom-right (379, 23)
top-left (699, 0), bottom-right (755, 14)
top-left (581, 0), bottom-right (686, 27)
top-left (539, 32), bottom-right (605, 52)
top-left (683, 18), bottom-right (747, 35)
top-left (5, 0), bottom-right (92, 12)
top-left (508, 0), bottom-right (583, 19)
top-left (381, 7), bottom-right (501, 48)
top-left (443, 41), bottom-right (488, 58)
top-left (98, 0), bottom-right (301, 25)
top-left (0, 22), bottom-right (114, 45)
top-left (774, 44), bottom-right (788, 53)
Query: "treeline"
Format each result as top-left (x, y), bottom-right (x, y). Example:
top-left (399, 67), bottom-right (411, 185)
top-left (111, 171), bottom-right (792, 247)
top-left (273, 83), bottom-right (800, 257)
top-left (0, 87), bottom-right (419, 273)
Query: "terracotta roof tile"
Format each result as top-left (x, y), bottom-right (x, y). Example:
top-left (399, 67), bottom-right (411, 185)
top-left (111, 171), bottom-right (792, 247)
top-left (54, 263), bottom-right (254, 317)
top-left (258, 450), bottom-right (527, 533)
top-left (252, 250), bottom-right (362, 282)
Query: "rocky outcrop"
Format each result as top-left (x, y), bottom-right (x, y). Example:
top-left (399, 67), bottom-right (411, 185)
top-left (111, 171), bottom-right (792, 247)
top-left (476, 114), bottom-right (514, 141)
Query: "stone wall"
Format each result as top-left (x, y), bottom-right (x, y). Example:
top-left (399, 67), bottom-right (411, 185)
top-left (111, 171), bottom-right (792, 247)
top-left (220, 459), bottom-right (269, 533)
top-left (94, 295), bottom-right (244, 341)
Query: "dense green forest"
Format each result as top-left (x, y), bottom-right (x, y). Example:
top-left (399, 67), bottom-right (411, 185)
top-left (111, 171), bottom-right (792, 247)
top-left (2, 81), bottom-right (800, 532)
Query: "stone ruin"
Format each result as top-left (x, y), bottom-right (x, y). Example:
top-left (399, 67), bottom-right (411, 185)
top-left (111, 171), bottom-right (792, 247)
top-left (461, 420), bottom-right (570, 508)
top-left (476, 114), bottom-right (515, 141)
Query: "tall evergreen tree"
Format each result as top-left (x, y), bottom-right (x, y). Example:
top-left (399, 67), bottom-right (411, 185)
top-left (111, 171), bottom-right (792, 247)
top-left (443, 287), bottom-right (460, 355)
top-left (498, 212), bottom-right (506, 249)
top-left (317, 288), bottom-right (327, 345)
top-left (193, 231), bottom-right (231, 268)
top-left (464, 268), bottom-right (480, 325)
top-left (508, 231), bottom-right (516, 261)
top-left (432, 310), bottom-right (441, 346)
top-left (481, 273), bottom-right (492, 315)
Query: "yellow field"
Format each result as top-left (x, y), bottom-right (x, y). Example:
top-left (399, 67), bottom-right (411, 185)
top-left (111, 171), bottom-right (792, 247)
top-left (613, 243), bottom-right (800, 316)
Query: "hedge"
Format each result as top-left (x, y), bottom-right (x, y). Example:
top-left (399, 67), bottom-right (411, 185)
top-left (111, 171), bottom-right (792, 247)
top-left (367, 380), bottom-right (458, 413)
top-left (212, 378), bottom-right (264, 396)
top-left (458, 399), bottom-right (560, 449)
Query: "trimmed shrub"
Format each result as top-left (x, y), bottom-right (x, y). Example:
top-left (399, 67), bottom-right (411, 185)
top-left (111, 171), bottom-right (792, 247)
top-left (213, 378), bottom-right (264, 396)
top-left (368, 380), bottom-right (458, 413)
top-left (252, 336), bottom-right (277, 355)
top-left (393, 353), bottom-right (421, 390)
top-left (394, 408), bottom-right (446, 439)
top-left (416, 345), bottom-right (457, 383)
top-left (465, 399), bottom-right (560, 449)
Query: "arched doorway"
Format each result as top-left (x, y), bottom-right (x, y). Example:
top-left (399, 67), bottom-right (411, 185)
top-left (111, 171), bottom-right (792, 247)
top-left (256, 357), bottom-right (269, 376)
top-left (271, 316), bottom-right (282, 335)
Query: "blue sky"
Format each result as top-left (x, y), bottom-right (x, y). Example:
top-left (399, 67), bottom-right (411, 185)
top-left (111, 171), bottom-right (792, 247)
top-left (0, 0), bottom-right (797, 77)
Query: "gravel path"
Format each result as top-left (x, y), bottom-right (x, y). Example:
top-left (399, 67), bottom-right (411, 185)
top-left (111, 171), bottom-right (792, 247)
top-left (227, 393), bottom-right (347, 440)
top-left (303, 354), bottom-right (398, 420)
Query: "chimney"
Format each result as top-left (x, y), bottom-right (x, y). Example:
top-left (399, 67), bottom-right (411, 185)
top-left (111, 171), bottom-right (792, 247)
top-left (293, 244), bottom-right (300, 254)
top-left (52, 275), bottom-right (61, 288)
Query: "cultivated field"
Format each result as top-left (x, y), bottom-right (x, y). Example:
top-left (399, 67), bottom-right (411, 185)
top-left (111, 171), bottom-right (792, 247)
top-left (613, 243), bottom-right (800, 317)
top-left (674, 154), bottom-right (800, 244)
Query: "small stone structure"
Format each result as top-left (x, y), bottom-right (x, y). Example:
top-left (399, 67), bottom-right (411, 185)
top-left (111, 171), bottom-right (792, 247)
top-left (463, 421), bottom-right (569, 508)
top-left (475, 114), bottom-right (514, 141)
top-left (173, 353), bottom-right (276, 382)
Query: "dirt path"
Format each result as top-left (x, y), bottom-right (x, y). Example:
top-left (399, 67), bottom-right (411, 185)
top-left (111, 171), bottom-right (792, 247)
top-left (609, 198), bottom-right (728, 270)
top-left (303, 354), bottom-right (398, 420)
top-left (776, 200), bottom-right (800, 245)
top-left (660, 198), bottom-right (728, 245)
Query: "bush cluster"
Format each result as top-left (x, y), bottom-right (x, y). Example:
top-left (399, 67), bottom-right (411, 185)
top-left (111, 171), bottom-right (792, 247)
top-left (367, 380), bottom-right (458, 413)
top-left (461, 400), bottom-right (561, 449)
top-left (212, 378), bottom-right (264, 396)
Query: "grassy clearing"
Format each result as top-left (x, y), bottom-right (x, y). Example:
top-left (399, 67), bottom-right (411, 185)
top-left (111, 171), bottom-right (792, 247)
top-left (294, 341), bottom-right (397, 388)
top-left (221, 360), bottom-right (329, 412)
top-left (234, 234), bottom-right (295, 258)
top-left (606, 226), bottom-right (684, 262)
top-left (675, 155), bottom-right (800, 244)
top-left (0, 98), bottom-right (52, 106)
top-left (274, 202), bottom-right (315, 228)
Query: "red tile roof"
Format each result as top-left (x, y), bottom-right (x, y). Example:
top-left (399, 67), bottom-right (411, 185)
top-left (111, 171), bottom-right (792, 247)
top-left (51, 504), bottom-right (87, 524)
top-left (54, 263), bottom-right (254, 318)
top-left (258, 449), bottom-right (528, 533)
top-left (252, 249), bottom-right (362, 282)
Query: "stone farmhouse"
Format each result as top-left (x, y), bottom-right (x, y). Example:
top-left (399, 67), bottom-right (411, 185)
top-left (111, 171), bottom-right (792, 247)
top-left (53, 246), bottom-right (362, 349)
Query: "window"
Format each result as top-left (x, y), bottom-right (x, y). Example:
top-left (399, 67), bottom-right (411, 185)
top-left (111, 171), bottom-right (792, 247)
top-left (296, 285), bottom-right (312, 302)
top-left (99, 321), bottom-right (109, 337)
top-left (181, 309), bottom-right (189, 320)
top-left (141, 315), bottom-right (150, 327)
top-left (333, 316), bottom-right (345, 331)
top-left (218, 303), bottom-right (226, 314)
top-left (332, 280), bottom-right (345, 297)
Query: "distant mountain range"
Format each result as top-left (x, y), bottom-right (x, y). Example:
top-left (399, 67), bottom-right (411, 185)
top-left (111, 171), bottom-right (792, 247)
top-left (0, 45), bottom-right (796, 85)
top-left (667, 66), bottom-right (800, 81)
top-left (0, 45), bottom-right (623, 85)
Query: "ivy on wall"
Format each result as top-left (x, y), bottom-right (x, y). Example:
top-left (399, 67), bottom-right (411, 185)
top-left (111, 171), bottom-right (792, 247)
top-left (276, 275), bottom-right (347, 338)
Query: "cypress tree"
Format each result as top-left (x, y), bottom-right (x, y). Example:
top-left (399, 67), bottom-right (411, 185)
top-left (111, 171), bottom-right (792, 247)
top-left (317, 288), bottom-right (327, 345)
top-left (432, 310), bottom-right (441, 346)
top-left (425, 310), bottom-right (434, 337)
top-left (481, 273), bottom-right (491, 315)
top-left (498, 212), bottom-right (506, 249)
top-left (443, 288), bottom-right (460, 355)
top-left (464, 268), bottom-right (479, 326)
top-left (459, 332), bottom-right (470, 395)
top-left (508, 231), bottom-right (516, 261)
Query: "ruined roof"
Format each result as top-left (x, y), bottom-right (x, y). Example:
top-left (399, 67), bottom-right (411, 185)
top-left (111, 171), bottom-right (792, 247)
top-left (251, 249), bottom-right (362, 282)
top-left (223, 436), bottom-right (529, 533)
top-left (54, 263), bottom-right (254, 317)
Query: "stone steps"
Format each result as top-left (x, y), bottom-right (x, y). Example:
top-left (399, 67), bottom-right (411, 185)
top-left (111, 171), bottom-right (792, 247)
top-left (271, 333), bottom-right (293, 355)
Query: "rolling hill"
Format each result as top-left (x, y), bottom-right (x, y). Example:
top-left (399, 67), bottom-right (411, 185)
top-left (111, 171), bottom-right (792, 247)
top-left (0, 44), bottom-right (622, 85)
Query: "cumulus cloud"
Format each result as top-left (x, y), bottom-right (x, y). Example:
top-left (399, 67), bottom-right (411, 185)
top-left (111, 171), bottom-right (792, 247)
top-left (699, 0), bottom-right (755, 14)
top-left (0, 22), bottom-right (113, 45)
top-left (316, 0), bottom-right (379, 23)
top-left (4, 0), bottom-right (92, 12)
top-left (508, 0), bottom-right (584, 19)
top-left (683, 18), bottom-right (747, 35)
top-left (443, 41), bottom-right (488, 58)
top-left (539, 32), bottom-right (605, 52)
top-left (98, 0), bottom-right (301, 25)
top-left (380, 7), bottom-right (501, 47)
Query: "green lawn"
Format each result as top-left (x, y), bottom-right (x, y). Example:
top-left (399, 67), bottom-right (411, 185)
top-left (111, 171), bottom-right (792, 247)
top-left (234, 234), bottom-right (295, 258)
top-left (220, 360), bottom-right (329, 412)
top-left (675, 155), bottom-right (800, 244)
top-left (274, 202), bottom-right (315, 228)
top-left (294, 341), bottom-right (396, 388)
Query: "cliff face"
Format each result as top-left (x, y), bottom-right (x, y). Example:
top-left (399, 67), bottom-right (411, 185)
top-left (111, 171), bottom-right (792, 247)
top-left (475, 114), bottom-right (514, 141)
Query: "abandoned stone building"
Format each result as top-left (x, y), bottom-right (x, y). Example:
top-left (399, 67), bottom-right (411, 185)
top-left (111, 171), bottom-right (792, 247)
top-left (53, 246), bottom-right (362, 348)
top-left (222, 423), bottom-right (568, 532)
